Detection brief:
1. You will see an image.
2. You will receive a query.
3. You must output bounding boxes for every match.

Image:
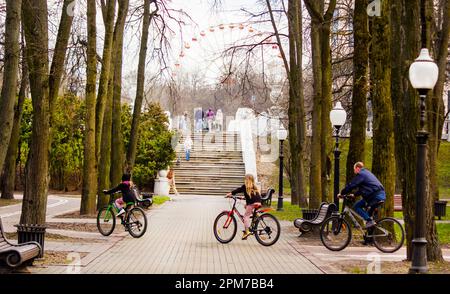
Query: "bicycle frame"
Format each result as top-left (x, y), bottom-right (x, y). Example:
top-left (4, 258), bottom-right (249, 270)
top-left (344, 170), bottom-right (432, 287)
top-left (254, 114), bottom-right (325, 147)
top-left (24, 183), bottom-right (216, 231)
top-left (222, 196), bottom-right (272, 230)
top-left (338, 197), bottom-right (393, 239)
top-left (103, 192), bottom-right (136, 224)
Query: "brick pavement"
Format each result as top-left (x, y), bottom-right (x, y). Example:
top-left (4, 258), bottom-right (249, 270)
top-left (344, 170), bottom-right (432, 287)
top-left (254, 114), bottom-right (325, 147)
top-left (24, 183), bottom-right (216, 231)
top-left (32, 195), bottom-right (330, 274)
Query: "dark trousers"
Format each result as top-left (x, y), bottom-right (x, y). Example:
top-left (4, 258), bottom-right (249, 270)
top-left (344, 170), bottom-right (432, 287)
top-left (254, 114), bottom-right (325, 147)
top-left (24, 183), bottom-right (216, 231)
top-left (353, 191), bottom-right (386, 221)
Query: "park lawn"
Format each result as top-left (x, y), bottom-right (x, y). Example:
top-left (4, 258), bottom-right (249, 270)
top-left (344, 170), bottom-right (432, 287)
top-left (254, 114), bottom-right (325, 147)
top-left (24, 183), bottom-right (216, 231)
top-left (269, 201), bottom-right (302, 222)
top-left (153, 195), bottom-right (171, 205)
top-left (438, 141), bottom-right (450, 199)
top-left (394, 208), bottom-right (450, 221)
top-left (437, 223), bottom-right (450, 245)
top-left (0, 198), bottom-right (21, 207)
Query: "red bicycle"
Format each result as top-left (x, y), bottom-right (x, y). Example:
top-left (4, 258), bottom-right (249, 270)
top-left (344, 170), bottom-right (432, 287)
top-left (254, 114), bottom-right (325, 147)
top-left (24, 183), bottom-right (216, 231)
top-left (213, 194), bottom-right (281, 246)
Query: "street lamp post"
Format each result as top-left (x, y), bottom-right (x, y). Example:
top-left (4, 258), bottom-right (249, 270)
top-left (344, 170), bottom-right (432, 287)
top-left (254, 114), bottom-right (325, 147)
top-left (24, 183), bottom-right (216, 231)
top-left (330, 102), bottom-right (347, 210)
top-left (408, 48), bottom-right (439, 274)
top-left (277, 126), bottom-right (288, 211)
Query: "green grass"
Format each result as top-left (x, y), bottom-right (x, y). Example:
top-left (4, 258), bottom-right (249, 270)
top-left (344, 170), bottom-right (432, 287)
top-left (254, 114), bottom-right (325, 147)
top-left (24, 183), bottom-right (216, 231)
top-left (153, 195), bottom-right (171, 205)
top-left (438, 142), bottom-right (450, 199)
top-left (437, 223), bottom-right (450, 245)
top-left (394, 207), bottom-right (450, 221)
top-left (269, 200), bottom-right (302, 222)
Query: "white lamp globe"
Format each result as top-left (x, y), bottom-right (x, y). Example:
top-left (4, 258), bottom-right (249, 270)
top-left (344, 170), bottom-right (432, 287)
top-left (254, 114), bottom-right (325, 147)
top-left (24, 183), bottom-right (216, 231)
top-left (278, 126), bottom-right (288, 141)
top-left (330, 102), bottom-right (347, 127)
top-left (409, 48), bottom-right (439, 90)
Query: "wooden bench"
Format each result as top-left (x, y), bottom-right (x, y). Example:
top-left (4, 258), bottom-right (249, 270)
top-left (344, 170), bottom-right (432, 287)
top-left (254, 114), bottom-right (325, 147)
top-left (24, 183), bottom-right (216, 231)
top-left (394, 194), bottom-right (402, 211)
top-left (0, 218), bottom-right (41, 268)
top-left (294, 202), bottom-right (337, 234)
top-left (261, 188), bottom-right (275, 207)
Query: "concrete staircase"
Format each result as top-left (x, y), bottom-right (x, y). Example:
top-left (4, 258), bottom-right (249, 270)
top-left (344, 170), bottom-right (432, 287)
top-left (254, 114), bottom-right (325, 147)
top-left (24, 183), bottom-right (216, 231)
top-left (173, 132), bottom-right (245, 196)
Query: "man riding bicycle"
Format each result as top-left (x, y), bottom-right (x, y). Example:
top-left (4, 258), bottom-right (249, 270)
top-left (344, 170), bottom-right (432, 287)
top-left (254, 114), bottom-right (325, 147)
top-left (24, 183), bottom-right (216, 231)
top-left (338, 162), bottom-right (386, 229)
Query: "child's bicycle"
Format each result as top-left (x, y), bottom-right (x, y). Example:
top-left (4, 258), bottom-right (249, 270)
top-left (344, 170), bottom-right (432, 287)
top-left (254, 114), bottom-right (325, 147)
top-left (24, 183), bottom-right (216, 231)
top-left (97, 191), bottom-right (148, 238)
top-left (213, 194), bottom-right (281, 246)
top-left (319, 194), bottom-right (405, 253)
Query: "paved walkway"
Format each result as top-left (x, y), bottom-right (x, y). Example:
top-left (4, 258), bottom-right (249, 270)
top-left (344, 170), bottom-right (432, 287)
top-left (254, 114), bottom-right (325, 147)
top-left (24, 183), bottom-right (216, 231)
top-left (0, 193), bottom-right (81, 232)
top-left (31, 195), bottom-right (329, 274)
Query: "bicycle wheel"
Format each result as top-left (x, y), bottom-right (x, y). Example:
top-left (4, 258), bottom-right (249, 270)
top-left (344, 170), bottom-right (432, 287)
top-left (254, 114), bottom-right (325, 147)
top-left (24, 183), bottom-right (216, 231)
top-left (97, 207), bottom-right (116, 236)
top-left (126, 207), bottom-right (148, 238)
top-left (213, 211), bottom-right (237, 243)
top-left (254, 213), bottom-right (281, 246)
top-left (372, 217), bottom-right (405, 253)
top-left (320, 216), bottom-right (352, 251)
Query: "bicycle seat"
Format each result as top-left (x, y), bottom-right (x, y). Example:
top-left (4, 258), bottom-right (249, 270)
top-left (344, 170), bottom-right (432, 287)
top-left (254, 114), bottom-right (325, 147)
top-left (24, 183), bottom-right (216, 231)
top-left (253, 203), bottom-right (262, 209)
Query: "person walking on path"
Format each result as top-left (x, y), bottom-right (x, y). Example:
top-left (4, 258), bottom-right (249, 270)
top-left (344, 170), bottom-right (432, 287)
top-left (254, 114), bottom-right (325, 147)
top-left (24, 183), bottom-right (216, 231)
top-left (167, 167), bottom-right (180, 195)
top-left (226, 174), bottom-right (262, 240)
top-left (338, 162), bottom-right (386, 229)
top-left (194, 108), bottom-right (203, 133)
top-left (179, 111), bottom-right (189, 135)
top-left (206, 108), bottom-right (215, 132)
top-left (183, 134), bottom-right (193, 161)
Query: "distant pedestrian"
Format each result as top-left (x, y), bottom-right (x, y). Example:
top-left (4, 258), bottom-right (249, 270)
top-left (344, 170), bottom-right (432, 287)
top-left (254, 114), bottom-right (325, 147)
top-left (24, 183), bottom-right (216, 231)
top-left (194, 108), bottom-right (203, 133)
top-left (184, 134), bottom-right (193, 161)
top-left (167, 167), bottom-right (180, 195)
top-left (179, 111), bottom-right (188, 135)
top-left (206, 108), bottom-right (215, 132)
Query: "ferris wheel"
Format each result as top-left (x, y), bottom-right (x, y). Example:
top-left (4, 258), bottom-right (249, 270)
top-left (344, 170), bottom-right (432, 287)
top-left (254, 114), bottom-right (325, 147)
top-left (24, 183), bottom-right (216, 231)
top-left (170, 21), bottom-right (287, 89)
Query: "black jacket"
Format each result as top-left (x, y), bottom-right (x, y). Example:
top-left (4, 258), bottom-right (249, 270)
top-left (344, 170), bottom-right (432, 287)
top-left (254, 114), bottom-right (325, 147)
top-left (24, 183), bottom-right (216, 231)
top-left (231, 184), bottom-right (261, 205)
top-left (105, 181), bottom-right (137, 203)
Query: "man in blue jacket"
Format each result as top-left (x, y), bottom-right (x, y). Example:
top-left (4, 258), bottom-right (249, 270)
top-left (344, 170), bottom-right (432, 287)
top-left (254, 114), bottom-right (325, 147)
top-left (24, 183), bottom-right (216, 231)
top-left (338, 162), bottom-right (386, 228)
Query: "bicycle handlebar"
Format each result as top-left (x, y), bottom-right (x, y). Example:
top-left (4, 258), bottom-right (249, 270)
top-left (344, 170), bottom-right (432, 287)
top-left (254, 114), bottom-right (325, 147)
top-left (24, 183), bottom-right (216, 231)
top-left (338, 193), bottom-right (355, 199)
top-left (225, 194), bottom-right (245, 201)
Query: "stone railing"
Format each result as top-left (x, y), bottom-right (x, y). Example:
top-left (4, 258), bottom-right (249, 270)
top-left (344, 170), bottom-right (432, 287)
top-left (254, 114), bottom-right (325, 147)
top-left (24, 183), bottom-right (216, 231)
top-left (238, 119), bottom-right (258, 183)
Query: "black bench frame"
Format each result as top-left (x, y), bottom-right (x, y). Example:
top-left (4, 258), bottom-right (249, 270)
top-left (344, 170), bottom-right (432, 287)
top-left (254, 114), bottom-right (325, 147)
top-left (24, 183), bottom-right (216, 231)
top-left (294, 202), bottom-right (337, 234)
top-left (0, 217), bottom-right (42, 268)
top-left (261, 188), bottom-right (275, 207)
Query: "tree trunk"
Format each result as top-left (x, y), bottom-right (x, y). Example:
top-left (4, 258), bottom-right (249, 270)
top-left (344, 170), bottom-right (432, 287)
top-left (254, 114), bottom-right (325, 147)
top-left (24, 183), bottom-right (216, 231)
top-left (423, 0), bottom-right (448, 262)
top-left (320, 18), bottom-right (333, 203)
top-left (288, 0), bottom-right (307, 206)
top-left (370, 0), bottom-right (395, 218)
top-left (390, 0), bottom-right (421, 261)
top-left (81, 0), bottom-right (98, 215)
top-left (266, 0), bottom-right (307, 207)
top-left (97, 73), bottom-right (114, 210)
top-left (304, 0), bottom-right (336, 207)
top-left (110, 0), bottom-right (129, 185)
top-left (95, 0), bottom-right (117, 162)
top-left (20, 0), bottom-right (50, 225)
top-left (48, 0), bottom-right (74, 115)
top-left (1, 32), bottom-right (28, 200)
top-left (346, 0), bottom-right (368, 184)
top-left (126, 0), bottom-right (152, 171)
top-left (308, 13), bottom-right (323, 209)
top-left (0, 0), bottom-right (21, 172)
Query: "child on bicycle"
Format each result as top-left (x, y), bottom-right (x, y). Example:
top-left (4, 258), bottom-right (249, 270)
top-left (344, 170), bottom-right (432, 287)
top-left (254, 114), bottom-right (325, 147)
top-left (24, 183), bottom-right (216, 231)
top-left (226, 174), bottom-right (261, 240)
top-left (103, 173), bottom-right (137, 217)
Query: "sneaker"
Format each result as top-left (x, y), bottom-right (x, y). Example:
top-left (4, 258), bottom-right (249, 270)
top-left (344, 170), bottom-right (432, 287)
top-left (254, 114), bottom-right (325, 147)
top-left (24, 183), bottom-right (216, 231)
top-left (117, 208), bottom-right (126, 217)
top-left (242, 230), bottom-right (251, 240)
top-left (365, 220), bottom-right (375, 229)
